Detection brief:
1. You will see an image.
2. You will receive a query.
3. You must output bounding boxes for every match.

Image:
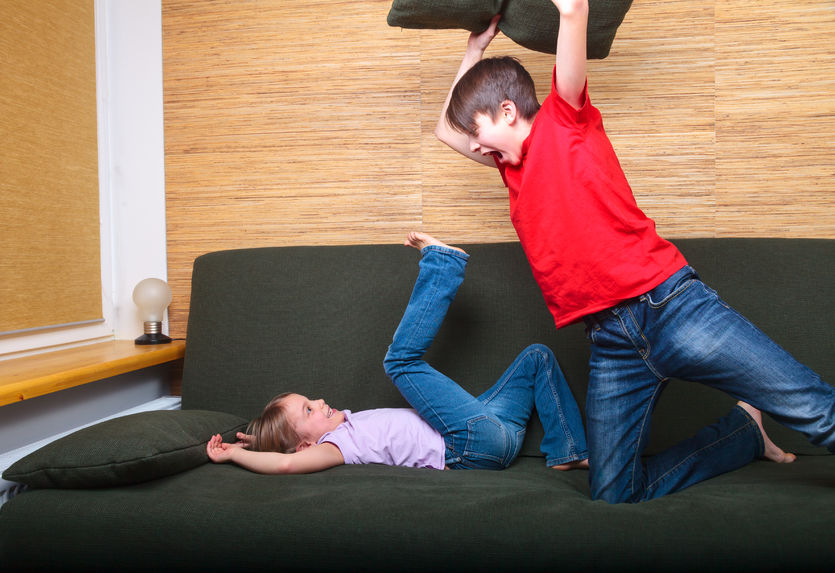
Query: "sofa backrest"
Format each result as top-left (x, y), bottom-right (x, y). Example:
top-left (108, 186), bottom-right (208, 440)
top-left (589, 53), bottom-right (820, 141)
top-left (182, 239), bottom-right (833, 457)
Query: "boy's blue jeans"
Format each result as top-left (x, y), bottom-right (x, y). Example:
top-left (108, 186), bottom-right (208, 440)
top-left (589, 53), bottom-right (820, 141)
top-left (584, 265), bottom-right (835, 503)
top-left (384, 246), bottom-right (587, 470)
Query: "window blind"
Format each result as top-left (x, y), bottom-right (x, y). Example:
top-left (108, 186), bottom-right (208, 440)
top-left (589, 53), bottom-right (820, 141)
top-left (0, 0), bottom-right (101, 335)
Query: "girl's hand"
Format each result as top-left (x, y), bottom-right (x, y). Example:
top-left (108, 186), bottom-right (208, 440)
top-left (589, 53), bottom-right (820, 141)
top-left (467, 14), bottom-right (501, 55)
top-left (235, 432), bottom-right (254, 449)
top-left (206, 434), bottom-right (242, 464)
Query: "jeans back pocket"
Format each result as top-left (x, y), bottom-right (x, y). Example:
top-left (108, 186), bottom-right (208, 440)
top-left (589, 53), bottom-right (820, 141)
top-left (463, 416), bottom-right (511, 469)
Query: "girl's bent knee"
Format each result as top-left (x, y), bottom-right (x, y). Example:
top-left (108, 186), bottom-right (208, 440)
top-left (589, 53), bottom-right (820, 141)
top-left (383, 351), bottom-right (420, 378)
top-left (525, 343), bottom-right (553, 355)
top-left (382, 353), bottom-right (399, 378)
top-left (524, 343), bottom-right (556, 364)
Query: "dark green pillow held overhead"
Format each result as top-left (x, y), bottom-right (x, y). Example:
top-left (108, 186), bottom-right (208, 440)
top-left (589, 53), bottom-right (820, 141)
top-left (387, 0), bottom-right (634, 59)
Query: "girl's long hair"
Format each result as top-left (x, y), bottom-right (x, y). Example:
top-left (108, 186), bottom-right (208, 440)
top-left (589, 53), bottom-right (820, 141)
top-left (246, 393), bottom-right (301, 453)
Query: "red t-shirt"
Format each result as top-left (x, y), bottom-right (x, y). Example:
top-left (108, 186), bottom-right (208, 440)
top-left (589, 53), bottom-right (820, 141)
top-left (498, 68), bottom-right (687, 329)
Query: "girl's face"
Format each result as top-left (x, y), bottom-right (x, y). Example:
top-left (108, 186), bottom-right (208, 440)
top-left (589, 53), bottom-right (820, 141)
top-left (282, 393), bottom-right (345, 446)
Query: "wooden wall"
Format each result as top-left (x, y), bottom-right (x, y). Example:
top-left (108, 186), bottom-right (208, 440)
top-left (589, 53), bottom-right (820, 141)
top-left (162, 0), bottom-right (835, 337)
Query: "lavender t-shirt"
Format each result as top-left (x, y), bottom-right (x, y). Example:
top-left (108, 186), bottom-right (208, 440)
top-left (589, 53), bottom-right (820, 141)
top-left (317, 409), bottom-right (446, 470)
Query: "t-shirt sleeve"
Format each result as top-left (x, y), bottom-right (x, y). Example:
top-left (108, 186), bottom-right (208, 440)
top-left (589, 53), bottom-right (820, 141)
top-left (545, 65), bottom-right (591, 125)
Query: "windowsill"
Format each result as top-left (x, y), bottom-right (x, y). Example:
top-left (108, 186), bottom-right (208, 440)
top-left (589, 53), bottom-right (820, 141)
top-left (0, 340), bottom-right (186, 407)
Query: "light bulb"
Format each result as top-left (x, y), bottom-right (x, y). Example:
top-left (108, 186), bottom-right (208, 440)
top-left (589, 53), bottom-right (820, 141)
top-left (133, 278), bottom-right (172, 345)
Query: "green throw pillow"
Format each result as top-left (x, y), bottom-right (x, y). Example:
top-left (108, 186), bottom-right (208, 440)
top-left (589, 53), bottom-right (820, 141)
top-left (499, 0), bottom-right (633, 58)
top-left (387, 0), bottom-right (634, 59)
top-left (387, 0), bottom-right (502, 33)
top-left (3, 410), bottom-right (248, 489)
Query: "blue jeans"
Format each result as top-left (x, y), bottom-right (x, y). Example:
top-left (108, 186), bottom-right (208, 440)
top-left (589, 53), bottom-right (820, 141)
top-left (384, 246), bottom-right (588, 470)
top-left (584, 265), bottom-right (835, 503)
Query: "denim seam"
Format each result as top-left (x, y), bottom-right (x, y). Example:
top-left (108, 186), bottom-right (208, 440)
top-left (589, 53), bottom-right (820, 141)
top-left (478, 358), bottom-right (523, 466)
top-left (624, 306), bottom-right (651, 361)
top-left (480, 347), bottom-right (528, 405)
top-left (644, 276), bottom-right (696, 309)
top-left (615, 308), bottom-right (663, 382)
top-left (421, 244), bottom-right (470, 262)
top-left (630, 379), bottom-right (667, 499)
top-left (400, 258), bottom-right (443, 354)
top-left (547, 452), bottom-right (589, 467)
top-left (540, 348), bottom-right (577, 457)
top-left (399, 371), bottom-right (453, 439)
top-left (515, 346), bottom-right (579, 461)
top-left (699, 282), bottom-right (733, 312)
top-left (464, 416), bottom-right (507, 465)
top-left (643, 412), bottom-right (759, 499)
top-left (513, 427), bottom-right (526, 463)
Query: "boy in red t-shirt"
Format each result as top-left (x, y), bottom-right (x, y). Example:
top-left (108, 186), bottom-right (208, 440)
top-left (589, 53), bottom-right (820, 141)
top-left (436, 0), bottom-right (834, 503)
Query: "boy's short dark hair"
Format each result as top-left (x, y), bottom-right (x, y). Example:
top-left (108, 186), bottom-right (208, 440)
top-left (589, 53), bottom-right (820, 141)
top-left (446, 56), bottom-right (540, 136)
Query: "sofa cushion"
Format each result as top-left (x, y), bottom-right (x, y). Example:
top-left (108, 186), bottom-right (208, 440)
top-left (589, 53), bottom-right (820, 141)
top-left (386, 0), bottom-right (502, 33)
top-left (500, 0), bottom-right (633, 57)
top-left (3, 410), bottom-right (247, 488)
top-left (2, 457), bottom-right (834, 571)
top-left (386, 0), bottom-right (634, 58)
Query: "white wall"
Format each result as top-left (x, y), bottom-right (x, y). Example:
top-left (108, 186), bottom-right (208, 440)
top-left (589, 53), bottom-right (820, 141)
top-left (104, 0), bottom-right (168, 341)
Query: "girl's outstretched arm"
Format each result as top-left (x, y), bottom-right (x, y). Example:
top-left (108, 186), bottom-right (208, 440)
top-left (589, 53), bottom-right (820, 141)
top-left (552, 0), bottom-right (588, 110)
top-left (206, 434), bottom-right (344, 474)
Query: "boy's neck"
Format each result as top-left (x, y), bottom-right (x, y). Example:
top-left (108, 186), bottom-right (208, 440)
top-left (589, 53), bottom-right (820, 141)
top-left (516, 115), bottom-right (534, 145)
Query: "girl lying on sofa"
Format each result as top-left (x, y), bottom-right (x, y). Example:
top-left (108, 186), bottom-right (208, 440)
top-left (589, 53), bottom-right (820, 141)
top-left (206, 232), bottom-right (590, 474)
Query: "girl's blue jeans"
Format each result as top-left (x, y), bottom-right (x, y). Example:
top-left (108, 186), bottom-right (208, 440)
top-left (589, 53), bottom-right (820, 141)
top-left (384, 246), bottom-right (588, 470)
top-left (584, 265), bottom-right (835, 503)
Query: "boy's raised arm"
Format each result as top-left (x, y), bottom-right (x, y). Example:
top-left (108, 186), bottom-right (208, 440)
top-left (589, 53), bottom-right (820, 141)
top-left (435, 15), bottom-right (501, 167)
top-left (553, 0), bottom-right (588, 110)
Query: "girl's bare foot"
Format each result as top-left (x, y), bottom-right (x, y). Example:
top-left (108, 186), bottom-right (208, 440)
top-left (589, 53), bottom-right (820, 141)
top-left (551, 459), bottom-right (590, 471)
top-left (738, 402), bottom-right (796, 463)
top-left (404, 231), bottom-right (466, 254)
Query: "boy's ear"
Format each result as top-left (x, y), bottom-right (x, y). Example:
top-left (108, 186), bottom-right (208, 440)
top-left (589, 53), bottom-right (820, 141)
top-left (500, 100), bottom-right (517, 124)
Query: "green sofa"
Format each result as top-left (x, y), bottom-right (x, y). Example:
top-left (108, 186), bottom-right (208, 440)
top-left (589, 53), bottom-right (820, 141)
top-left (1, 239), bottom-right (833, 572)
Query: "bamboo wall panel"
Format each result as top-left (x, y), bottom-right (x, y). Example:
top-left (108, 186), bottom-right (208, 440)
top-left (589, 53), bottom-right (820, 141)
top-left (0, 1), bottom-right (100, 334)
top-left (715, 0), bottom-right (835, 236)
top-left (163, 0), bottom-right (834, 337)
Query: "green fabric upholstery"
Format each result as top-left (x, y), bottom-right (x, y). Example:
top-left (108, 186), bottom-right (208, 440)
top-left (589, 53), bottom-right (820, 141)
top-left (1, 239), bottom-right (832, 572)
top-left (1, 458), bottom-right (833, 571)
top-left (387, 0), bottom-right (502, 33)
top-left (2, 410), bottom-right (247, 488)
top-left (387, 0), bottom-right (634, 58)
top-left (499, 0), bottom-right (634, 57)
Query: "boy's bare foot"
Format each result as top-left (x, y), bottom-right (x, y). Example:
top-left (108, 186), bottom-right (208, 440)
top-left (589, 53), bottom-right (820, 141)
top-left (404, 231), bottom-right (466, 254)
top-left (551, 459), bottom-right (590, 471)
top-left (738, 402), bottom-right (796, 463)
